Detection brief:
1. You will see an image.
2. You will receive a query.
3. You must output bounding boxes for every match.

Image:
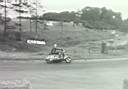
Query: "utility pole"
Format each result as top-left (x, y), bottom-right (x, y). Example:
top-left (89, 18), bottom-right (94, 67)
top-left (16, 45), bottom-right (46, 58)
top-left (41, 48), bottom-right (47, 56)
top-left (19, 0), bottom-right (22, 33)
top-left (4, 0), bottom-right (7, 37)
top-left (35, 0), bottom-right (38, 34)
top-left (18, 0), bottom-right (22, 41)
top-left (29, 3), bottom-right (32, 33)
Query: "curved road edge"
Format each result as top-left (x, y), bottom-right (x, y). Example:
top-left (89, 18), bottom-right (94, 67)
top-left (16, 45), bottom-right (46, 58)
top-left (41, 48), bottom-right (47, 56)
top-left (0, 57), bottom-right (128, 63)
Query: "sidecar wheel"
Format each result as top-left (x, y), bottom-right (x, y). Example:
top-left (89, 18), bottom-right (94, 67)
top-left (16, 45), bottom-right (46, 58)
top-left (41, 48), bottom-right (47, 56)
top-left (65, 57), bottom-right (71, 63)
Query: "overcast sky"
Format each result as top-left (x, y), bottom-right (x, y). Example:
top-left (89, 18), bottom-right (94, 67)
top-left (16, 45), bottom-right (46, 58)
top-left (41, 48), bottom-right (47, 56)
top-left (41, 0), bottom-right (128, 19)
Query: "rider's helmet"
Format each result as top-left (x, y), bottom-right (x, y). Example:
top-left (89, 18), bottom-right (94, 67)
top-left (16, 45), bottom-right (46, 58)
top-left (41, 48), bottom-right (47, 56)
top-left (54, 43), bottom-right (57, 48)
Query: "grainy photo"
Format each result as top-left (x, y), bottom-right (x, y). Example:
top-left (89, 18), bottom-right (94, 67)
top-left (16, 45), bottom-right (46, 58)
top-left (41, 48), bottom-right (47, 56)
top-left (0, 0), bottom-right (128, 89)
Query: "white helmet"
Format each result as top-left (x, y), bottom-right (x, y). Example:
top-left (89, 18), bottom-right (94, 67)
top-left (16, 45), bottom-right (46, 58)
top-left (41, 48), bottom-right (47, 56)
top-left (54, 44), bottom-right (57, 48)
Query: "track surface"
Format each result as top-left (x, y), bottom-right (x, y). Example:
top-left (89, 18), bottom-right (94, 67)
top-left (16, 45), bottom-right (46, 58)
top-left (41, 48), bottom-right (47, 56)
top-left (0, 60), bottom-right (128, 89)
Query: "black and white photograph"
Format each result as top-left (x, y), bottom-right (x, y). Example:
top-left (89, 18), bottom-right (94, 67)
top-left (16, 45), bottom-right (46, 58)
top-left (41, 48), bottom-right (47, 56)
top-left (0, 0), bottom-right (128, 89)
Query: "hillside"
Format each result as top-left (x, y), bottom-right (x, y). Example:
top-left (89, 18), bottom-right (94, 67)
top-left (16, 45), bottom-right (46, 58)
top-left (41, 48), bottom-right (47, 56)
top-left (21, 21), bottom-right (113, 46)
top-left (1, 20), bottom-right (128, 59)
top-left (0, 21), bottom-right (113, 52)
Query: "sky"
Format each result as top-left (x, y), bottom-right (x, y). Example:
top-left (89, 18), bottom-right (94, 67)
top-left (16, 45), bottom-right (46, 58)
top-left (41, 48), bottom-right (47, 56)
top-left (41, 0), bottom-right (128, 19)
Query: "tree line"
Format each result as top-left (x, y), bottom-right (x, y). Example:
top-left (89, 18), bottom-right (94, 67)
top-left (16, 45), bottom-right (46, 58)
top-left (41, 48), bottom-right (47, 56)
top-left (1, 3), bottom-right (128, 42)
top-left (42, 6), bottom-right (128, 31)
top-left (0, 0), bottom-right (44, 41)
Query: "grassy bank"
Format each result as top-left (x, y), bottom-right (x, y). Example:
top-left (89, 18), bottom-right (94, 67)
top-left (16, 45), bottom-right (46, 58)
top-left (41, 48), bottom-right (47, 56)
top-left (1, 21), bottom-right (128, 60)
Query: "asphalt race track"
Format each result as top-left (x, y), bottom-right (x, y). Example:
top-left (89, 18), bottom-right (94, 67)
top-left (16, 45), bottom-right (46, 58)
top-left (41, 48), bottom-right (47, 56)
top-left (0, 60), bottom-right (128, 89)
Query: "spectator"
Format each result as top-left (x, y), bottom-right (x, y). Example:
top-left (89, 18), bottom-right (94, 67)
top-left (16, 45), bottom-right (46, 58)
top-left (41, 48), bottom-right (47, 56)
top-left (101, 41), bottom-right (107, 54)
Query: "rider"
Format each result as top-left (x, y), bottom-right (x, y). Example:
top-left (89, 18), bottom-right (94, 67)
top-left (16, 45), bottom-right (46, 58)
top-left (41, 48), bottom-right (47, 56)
top-left (51, 44), bottom-right (58, 54)
top-left (51, 44), bottom-right (65, 58)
